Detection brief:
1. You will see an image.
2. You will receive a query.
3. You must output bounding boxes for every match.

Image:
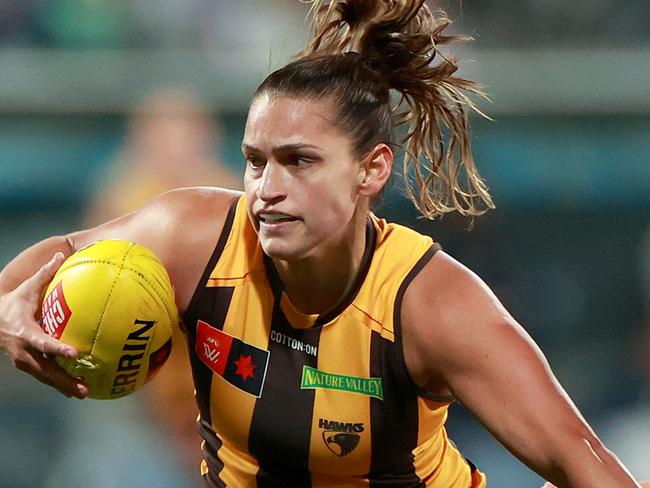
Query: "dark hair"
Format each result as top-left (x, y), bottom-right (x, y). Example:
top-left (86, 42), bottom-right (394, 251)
top-left (254, 0), bottom-right (494, 218)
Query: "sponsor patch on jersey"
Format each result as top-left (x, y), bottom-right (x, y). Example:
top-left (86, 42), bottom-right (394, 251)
top-left (300, 366), bottom-right (383, 400)
top-left (270, 330), bottom-right (318, 357)
top-left (196, 320), bottom-right (269, 397)
top-left (318, 418), bottom-right (364, 457)
top-left (41, 281), bottom-right (72, 339)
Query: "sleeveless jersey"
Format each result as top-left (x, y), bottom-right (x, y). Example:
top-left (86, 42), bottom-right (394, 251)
top-left (183, 196), bottom-right (487, 487)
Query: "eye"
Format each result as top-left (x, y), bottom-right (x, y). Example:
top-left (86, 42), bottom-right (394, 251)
top-left (246, 155), bottom-right (265, 169)
top-left (290, 155), bottom-right (313, 168)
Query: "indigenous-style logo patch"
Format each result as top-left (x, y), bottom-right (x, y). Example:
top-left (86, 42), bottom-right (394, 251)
top-left (41, 281), bottom-right (72, 339)
top-left (196, 320), bottom-right (269, 397)
top-left (318, 418), bottom-right (364, 457)
top-left (300, 366), bottom-right (383, 400)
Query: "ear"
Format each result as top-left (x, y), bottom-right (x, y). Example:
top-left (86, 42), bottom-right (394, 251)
top-left (357, 143), bottom-right (393, 197)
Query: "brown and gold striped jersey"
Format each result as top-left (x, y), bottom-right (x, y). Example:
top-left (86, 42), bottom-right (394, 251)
top-left (183, 196), bottom-right (486, 487)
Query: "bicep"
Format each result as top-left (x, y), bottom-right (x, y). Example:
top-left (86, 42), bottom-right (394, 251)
top-left (444, 314), bottom-right (584, 471)
top-left (68, 193), bottom-right (173, 256)
top-left (402, 253), bottom-right (595, 477)
top-left (67, 186), bottom-right (239, 311)
top-left (69, 186), bottom-right (234, 262)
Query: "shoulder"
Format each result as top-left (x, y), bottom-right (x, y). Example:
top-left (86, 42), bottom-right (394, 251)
top-left (143, 185), bottom-right (241, 221)
top-left (155, 186), bottom-right (241, 240)
top-left (402, 250), bottom-right (507, 325)
top-left (135, 186), bottom-right (242, 312)
top-left (400, 250), bottom-right (519, 392)
top-left (139, 185), bottom-right (241, 258)
top-left (71, 185), bottom-right (242, 255)
top-left (70, 186), bottom-right (243, 312)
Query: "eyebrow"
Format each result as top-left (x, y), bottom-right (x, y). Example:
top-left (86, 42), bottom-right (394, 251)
top-left (241, 143), bottom-right (322, 153)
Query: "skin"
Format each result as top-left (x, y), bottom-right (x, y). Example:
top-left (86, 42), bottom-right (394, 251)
top-left (242, 94), bottom-right (391, 313)
top-left (0, 94), bottom-right (645, 487)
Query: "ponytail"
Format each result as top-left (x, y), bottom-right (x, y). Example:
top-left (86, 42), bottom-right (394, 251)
top-left (258, 0), bottom-right (494, 218)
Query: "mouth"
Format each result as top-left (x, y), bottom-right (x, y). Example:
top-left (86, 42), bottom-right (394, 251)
top-left (258, 212), bottom-right (300, 227)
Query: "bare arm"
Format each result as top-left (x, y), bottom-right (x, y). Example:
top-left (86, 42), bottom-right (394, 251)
top-left (402, 251), bottom-right (641, 488)
top-left (0, 186), bottom-right (239, 398)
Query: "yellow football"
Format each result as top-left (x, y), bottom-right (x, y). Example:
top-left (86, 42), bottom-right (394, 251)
top-left (40, 240), bottom-right (178, 399)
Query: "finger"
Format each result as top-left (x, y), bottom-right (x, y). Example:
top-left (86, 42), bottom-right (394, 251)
top-left (32, 354), bottom-right (88, 399)
top-left (23, 252), bottom-right (66, 298)
top-left (28, 329), bottom-right (78, 359)
top-left (18, 349), bottom-right (88, 399)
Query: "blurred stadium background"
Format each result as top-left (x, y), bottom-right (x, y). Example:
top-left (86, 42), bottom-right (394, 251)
top-left (1, 1), bottom-right (649, 487)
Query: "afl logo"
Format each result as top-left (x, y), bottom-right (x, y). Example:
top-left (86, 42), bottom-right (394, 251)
top-left (318, 418), bottom-right (364, 457)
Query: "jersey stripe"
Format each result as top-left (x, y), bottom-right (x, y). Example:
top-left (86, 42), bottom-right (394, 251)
top-left (315, 220), bottom-right (375, 325)
top-left (309, 313), bottom-right (373, 478)
top-left (188, 287), bottom-right (235, 424)
top-left (412, 400), bottom-right (449, 484)
top-left (248, 302), bottom-right (322, 487)
top-left (368, 329), bottom-right (423, 487)
top-left (366, 245), bottom-right (439, 486)
top-left (217, 438), bottom-right (259, 487)
top-left (190, 286), bottom-right (235, 487)
top-left (184, 199), bottom-right (238, 422)
top-left (183, 199), bottom-right (238, 487)
top-left (210, 280), bottom-right (274, 483)
top-left (185, 199), bottom-right (238, 321)
top-left (200, 424), bottom-right (224, 487)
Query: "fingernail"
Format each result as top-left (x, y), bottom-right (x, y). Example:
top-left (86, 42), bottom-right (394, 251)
top-left (63, 348), bottom-right (77, 358)
top-left (77, 384), bottom-right (88, 396)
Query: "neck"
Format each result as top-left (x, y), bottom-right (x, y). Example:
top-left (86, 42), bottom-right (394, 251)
top-left (272, 213), bottom-right (369, 315)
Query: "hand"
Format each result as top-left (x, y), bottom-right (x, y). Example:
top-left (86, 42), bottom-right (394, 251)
top-left (0, 252), bottom-right (87, 398)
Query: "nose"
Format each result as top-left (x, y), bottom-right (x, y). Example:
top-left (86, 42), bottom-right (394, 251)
top-left (256, 161), bottom-right (288, 203)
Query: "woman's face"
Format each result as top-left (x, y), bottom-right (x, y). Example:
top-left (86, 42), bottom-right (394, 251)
top-left (242, 94), bottom-right (366, 261)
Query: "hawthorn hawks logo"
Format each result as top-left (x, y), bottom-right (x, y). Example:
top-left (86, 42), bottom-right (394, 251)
top-left (318, 418), bottom-right (364, 457)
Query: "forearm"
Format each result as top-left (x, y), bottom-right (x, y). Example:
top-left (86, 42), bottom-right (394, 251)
top-left (542, 430), bottom-right (640, 488)
top-left (0, 235), bottom-right (74, 295)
